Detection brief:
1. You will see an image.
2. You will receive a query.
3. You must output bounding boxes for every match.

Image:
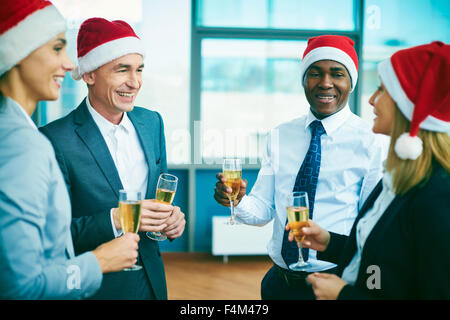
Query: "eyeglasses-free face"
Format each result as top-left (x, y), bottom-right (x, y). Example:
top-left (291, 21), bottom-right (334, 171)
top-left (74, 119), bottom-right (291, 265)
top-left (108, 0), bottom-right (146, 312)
top-left (304, 59), bottom-right (352, 120)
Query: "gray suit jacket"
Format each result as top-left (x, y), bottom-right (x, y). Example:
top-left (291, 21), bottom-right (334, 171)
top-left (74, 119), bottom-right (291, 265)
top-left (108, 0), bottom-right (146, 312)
top-left (0, 94), bottom-right (102, 299)
top-left (40, 99), bottom-right (168, 300)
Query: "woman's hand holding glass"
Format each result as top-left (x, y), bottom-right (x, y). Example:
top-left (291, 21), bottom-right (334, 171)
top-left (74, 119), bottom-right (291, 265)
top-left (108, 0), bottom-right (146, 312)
top-left (285, 219), bottom-right (331, 253)
top-left (118, 190), bottom-right (143, 271)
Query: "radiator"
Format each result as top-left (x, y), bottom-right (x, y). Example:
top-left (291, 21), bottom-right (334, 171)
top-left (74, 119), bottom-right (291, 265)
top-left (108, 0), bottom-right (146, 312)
top-left (212, 216), bottom-right (273, 259)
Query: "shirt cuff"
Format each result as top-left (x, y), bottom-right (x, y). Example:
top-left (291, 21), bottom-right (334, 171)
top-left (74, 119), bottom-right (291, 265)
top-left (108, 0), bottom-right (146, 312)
top-left (110, 208), bottom-right (122, 238)
top-left (234, 195), bottom-right (250, 223)
top-left (234, 195), bottom-right (273, 226)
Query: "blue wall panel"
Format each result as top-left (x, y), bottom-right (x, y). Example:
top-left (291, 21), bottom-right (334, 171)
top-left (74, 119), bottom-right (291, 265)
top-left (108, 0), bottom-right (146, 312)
top-left (194, 169), bottom-right (259, 252)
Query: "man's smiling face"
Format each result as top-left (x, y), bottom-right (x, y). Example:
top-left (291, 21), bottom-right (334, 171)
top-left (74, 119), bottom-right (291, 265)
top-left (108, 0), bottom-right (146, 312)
top-left (304, 60), bottom-right (352, 119)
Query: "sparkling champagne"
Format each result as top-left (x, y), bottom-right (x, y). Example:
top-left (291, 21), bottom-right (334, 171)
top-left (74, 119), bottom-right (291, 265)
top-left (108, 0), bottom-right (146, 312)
top-left (119, 201), bottom-right (142, 233)
top-left (286, 206), bottom-right (309, 242)
top-left (156, 188), bottom-right (176, 204)
top-left (223, 170), bottom-right (242, 201)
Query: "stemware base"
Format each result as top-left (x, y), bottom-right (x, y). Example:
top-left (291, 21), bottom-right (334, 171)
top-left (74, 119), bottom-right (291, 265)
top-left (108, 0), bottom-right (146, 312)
top-left (146, 232), bottom-right (167, 241)
top-left (123, 264), bottom-right (142, 271)
top-left (224, 218), bottom-right (241, 225)
top-left (289, 259), bottom-right (337, 273)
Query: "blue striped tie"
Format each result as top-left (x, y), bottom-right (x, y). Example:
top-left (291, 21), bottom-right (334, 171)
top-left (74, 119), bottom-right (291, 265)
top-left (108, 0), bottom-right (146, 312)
top-left (281, 120), bottom-right (325, 267)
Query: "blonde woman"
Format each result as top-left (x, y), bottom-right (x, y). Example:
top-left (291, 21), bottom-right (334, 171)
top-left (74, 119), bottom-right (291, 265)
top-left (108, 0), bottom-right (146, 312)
top-left (289, 41), bottom-right (450, 299)
top-left (0, 0), bottom-right (139, 299)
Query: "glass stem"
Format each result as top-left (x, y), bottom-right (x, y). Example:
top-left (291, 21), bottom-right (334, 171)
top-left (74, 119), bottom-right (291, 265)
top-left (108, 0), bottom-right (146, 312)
top-left (230, 199), bottom-right (235, 223)
top-left (297, 241), bottom-right (305, 264)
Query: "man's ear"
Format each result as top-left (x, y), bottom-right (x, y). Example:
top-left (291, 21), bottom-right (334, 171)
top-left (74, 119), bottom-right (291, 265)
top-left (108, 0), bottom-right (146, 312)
top-left (82, 71), bottom-right (95, 86)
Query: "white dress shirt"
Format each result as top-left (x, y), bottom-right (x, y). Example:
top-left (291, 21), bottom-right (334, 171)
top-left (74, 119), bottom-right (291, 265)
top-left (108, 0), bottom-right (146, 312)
top-left (235, 105), bottom-right (388, 270)
top-left (86, 97), bottom-right (148, 236)
top-left (341, 166), bottom-right (395, 285)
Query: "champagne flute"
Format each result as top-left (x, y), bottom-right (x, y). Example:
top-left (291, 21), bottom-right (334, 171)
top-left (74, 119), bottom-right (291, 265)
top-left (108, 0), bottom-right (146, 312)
top-left (222, 158), bottom-right (242, 225)
top-left (286, 191), bottom-right (310, 271)
top-left (119, 189), bottom-right (142, 271)
top-left (146, 173), bottom-right (178, 241)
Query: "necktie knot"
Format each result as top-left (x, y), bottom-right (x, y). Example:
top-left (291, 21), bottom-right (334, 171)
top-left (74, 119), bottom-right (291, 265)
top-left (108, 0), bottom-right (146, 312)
top-left (310, 120), bottom-right (325, 138)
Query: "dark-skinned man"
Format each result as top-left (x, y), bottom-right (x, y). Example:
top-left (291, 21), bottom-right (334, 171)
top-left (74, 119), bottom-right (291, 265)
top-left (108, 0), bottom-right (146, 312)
top-left (214, 35), bottom-right (387, 300)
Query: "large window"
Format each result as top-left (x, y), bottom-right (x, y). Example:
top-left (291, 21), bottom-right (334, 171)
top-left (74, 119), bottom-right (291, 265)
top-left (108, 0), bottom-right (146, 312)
top-left (360, 0), bottom-right (450, 123)
top-left (192, 0), bottom-right (361, 163)
top-left (197, 0), bottom-right (355, 30)
top-left (201, 39), bottom-right (308, 161)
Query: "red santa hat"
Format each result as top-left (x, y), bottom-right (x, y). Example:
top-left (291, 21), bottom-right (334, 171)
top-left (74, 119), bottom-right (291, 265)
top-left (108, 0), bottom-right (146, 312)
top-left (72, 18), bottom-right (144, 80)
top-left (0, 0), bottom-right (66, 76)
top-left (378, 41), bottom-right (450, 160)
top-left (300, 35), bottom-right (359, 91)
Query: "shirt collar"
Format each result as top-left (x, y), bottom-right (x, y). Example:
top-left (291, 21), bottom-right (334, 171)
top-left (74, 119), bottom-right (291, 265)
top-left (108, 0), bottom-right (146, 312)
top-left (382, 161), bottom-right (396, 195)
top-left (6, 96), bottom-right (38, 130)
top-left (86, 96), bottom-right (132, 136)
top-left (305, 105), bottom-right (351, 136)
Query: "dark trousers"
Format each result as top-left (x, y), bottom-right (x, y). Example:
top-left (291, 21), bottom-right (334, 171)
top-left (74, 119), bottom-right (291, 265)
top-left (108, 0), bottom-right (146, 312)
top-left (261, 264), bottom-right (338, 300)
top-left (88, 256), bottom-right (156, 300)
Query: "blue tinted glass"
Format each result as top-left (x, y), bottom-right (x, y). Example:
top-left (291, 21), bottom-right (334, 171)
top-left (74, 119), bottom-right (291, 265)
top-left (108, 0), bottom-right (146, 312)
top-left (364, 0), bottom-right (450, 50)
top-left (200, 39), bottom-right (309, 159)
top-left (197, 0), bottom-right (355, 30)
top-left (202, 40), bottom-right (303, 94)
top-left (360, 0), bottom-right (450, 123)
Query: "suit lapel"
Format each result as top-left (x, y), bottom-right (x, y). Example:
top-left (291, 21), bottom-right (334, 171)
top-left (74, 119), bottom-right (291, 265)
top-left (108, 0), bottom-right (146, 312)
top-left (338, 180), bottom-right (383, 272)
top-left (357, 180), bottom-right (383, 220)
top-left (65, 233), bottom-right (75, 258)
top-left (360, 193), bottom-right (410, 256)
top-left (74, 100), bottom-right (123, 197)
top-left (348, 180), bottom-right (384, 246)
top-left (128, 111), bottom-right (155, 199)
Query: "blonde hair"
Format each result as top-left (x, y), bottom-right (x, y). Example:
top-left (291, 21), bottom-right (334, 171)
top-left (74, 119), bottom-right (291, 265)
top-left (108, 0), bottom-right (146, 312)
top-left (386, 107), bottom-right (450, 195)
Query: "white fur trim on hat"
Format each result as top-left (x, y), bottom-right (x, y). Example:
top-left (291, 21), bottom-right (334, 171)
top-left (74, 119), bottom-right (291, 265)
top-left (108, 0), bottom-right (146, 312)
top-left (300, 46), bottom-right (358, 91)
top-left (72, 36), bottom-right (145, 80)
top-left (394, 132), bottom-right (423, 160)
top-left (0, 5), bottom-right (67, 76)
top-left (378, 59), bottom-right (450, 133)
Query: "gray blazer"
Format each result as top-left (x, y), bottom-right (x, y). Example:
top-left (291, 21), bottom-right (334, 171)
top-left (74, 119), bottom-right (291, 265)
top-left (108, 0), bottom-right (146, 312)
top-left (0, 94), bottom-right (102, 299)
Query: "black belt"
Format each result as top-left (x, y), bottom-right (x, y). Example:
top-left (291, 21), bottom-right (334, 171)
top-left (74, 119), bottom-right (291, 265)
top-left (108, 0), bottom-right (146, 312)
top-left (274, 264), bottom-right (311, 288)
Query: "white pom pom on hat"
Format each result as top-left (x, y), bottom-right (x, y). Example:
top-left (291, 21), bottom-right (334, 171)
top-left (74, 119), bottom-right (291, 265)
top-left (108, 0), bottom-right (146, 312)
top-left (394, 133), bottom-right (423, 160)
top-left (378, 41), bottom-right (450, 160)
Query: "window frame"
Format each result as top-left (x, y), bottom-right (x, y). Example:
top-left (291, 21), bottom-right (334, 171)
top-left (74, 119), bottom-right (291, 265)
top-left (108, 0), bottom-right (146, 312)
top-left (190, 0), bottom-right (365, 165)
